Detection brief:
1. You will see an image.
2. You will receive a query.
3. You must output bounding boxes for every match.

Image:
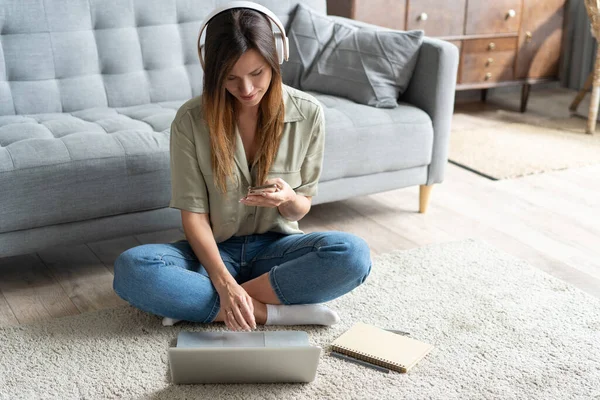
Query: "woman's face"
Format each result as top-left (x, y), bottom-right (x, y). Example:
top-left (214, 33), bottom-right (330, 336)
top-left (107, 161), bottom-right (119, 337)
top-left (225, 49), bottom-right (273, 109)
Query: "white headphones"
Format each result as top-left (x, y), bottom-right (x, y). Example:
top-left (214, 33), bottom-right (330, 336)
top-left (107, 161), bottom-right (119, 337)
top-left (197, 1), bottom-right (290, 71)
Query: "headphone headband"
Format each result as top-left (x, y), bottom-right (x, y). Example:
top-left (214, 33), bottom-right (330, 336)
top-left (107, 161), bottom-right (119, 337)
top-left (197, 1), bottom-right (289, 70)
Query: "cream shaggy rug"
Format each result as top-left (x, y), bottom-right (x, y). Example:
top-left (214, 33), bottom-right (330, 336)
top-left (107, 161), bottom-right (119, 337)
top-left (449, 108), bottom-right (600, 180)
top-left (1, 240), bottom-right (599, 400)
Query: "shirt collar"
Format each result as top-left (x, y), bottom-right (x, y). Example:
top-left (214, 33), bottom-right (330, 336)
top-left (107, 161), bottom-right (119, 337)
top-left (282, 85), bottom-right (305, 123)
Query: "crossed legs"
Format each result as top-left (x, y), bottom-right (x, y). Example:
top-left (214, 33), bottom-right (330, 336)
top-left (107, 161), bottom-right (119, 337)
top-left (113, 231), bottom-right (372, 327)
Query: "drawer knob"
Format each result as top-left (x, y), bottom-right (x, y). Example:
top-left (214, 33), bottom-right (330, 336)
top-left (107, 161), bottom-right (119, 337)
top-left (418, 12), bottom-right (428, 21)
top-left (525, 31), bottom-right (533, 43)
top-left (488, 42), bottom-right (496, 50)
top-left (486, 58), bottom-right (494, 66)
top-left (485, 72), bottom-right (492, 80)
top-left (506, 9), bottom-right (516, 19)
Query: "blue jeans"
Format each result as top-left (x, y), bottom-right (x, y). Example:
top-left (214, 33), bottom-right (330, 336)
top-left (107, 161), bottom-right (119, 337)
top-left (113, 231), bottom-right (372, 323)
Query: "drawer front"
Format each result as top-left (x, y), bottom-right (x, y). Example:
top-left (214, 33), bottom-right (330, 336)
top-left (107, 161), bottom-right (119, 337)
top-left (406, 0), bottom-right (466, 37)
top-left (460, 38), bottom-right (517, 84)
top-left (463, 37), bottom-right (517, 53)
top-left (462, 52), bottom-right (515, 71)
top-left (466, 0), bottom-right (522, 35)
top-left (462, 66), bottom-right (514, 83)
top-left (353, 0), bottom-right (407, 31)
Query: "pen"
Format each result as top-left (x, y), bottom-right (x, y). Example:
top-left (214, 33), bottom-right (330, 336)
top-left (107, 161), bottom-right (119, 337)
top-left (330, 351), bottom-right (390, 373)
top-left (385, 329), bottom-right (410, 336)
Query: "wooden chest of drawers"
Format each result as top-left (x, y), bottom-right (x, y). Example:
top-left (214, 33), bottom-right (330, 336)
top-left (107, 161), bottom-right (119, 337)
top-left (326, 0), bottom-right (567, 112)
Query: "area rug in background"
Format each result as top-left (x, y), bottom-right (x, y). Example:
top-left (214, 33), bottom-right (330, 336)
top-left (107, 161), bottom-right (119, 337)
top-left (449, 109), bottom-right (600, 180)
top-left (1, 240), bottom-right (599, 399)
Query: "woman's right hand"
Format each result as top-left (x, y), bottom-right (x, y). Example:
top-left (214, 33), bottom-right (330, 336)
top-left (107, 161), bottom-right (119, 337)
top-left (216, 280), bottom-right (256, 331)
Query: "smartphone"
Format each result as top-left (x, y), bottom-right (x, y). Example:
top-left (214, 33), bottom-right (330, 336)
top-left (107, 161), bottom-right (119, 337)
top-left (247, 183), bottom-right (278, 195)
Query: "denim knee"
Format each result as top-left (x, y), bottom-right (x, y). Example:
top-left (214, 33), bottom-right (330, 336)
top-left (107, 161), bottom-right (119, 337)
top-left (112, 245), bottom-right (147, 298)
top-left (318, 231), bottom-right (372, 284)
top-left (343, 233), bottom-right (372, 284)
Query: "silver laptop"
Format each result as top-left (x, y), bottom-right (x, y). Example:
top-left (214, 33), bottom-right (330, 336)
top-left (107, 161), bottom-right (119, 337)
top-left (168, 331), bottom-right (322, 384)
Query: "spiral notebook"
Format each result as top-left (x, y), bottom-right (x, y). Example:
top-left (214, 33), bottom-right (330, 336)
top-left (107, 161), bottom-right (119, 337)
top-left (331, 322), bottom-right (434, 373)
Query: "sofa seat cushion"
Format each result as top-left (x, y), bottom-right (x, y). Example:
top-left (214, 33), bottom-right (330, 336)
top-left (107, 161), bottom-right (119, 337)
top-left (0, 93), bottom-right (434, 234)
top-left (0, 101), bottom-right (184, 234)
top-left (310, 92), bottom-right (433, 182)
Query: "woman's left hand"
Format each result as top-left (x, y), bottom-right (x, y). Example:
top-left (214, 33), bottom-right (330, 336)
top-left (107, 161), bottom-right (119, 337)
top-left (240, 178), bottom-right (297, 208)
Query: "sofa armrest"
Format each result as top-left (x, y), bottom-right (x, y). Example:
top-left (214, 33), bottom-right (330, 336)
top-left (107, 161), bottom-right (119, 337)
top-left (400, 38), bottom-right (459, 185)
top-left (327, 16), bottom-right (459, 185)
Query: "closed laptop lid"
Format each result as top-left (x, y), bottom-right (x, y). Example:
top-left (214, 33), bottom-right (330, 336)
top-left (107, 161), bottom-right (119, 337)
top-left (168, 346), bottom-right (322, 384)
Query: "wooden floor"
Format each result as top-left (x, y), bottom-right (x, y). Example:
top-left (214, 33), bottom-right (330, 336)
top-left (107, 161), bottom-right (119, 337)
top-left (1, 88), bottom-right (599, 328)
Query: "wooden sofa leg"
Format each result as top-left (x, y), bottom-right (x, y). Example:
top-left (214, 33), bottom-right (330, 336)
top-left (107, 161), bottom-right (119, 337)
top-left (419, 185), bottom-right (434, 214)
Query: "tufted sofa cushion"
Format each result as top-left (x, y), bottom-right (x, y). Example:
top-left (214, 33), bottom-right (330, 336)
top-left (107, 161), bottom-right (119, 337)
top-left (0, 0), bottom-right (326, 115)
top-left (0, 91), bottom-right (433, 234)
top-left (0, 101), bottom-right (185, 233)
top-left (0, 0), bottom-right (328, 234)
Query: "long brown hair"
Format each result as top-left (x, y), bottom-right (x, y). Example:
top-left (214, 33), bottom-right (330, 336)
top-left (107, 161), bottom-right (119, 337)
top-left (200, 8), bottom-right (285, 193)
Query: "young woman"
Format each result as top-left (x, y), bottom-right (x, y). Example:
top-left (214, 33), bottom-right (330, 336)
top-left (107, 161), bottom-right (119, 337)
top-left (113, 3), bottom-right (371, 332)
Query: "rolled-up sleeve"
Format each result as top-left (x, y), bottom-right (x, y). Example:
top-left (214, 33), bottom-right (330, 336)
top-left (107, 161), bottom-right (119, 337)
top-left (169, 118), bottom-right (209, 213)
top-left (295, 104), bottom-right (325, 197)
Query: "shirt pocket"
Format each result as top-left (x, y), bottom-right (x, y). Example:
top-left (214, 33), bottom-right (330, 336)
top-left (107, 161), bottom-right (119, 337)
top-left (267, 170), bottom-right (303, 190)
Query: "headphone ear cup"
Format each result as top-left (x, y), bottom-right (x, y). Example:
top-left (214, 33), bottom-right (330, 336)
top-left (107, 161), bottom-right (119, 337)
top-left (273, 32), bottom-right (284, 64)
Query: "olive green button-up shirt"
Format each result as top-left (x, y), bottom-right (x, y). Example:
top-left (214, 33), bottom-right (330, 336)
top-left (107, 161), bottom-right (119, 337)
top-left (169, 84), bottom-right (326, 243)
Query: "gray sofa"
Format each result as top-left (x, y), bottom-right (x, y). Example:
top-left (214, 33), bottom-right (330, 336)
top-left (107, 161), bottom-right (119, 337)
top-left (0, 0), bottom-right (458, 258)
